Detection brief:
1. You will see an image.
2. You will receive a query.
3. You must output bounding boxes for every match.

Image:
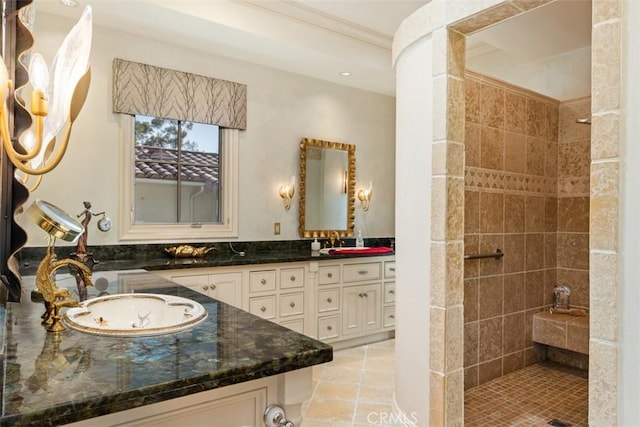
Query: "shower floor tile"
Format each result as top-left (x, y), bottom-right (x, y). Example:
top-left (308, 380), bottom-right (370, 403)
top-left (464, 363), bottom-right (588, 427)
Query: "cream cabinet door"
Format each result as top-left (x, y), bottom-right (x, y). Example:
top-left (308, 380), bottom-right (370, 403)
top-left (65, 375), bottom-right (278, 427)
top-left (170, 272), bottom-right (242, 308)
top-left (342, 283), bottom-right (382, 336)
top-left (361, 283), bottom-right (382, 331)
top-left (209, 272), bottom-right (243, 308)
top-left (342, 285), bottom-right (363, 336)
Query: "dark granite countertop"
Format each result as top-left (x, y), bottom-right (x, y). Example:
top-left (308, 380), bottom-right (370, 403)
top-left (0, 270), bottom-right (333, 426)
top-left (15, 238), bottom-right (395, 275)
top-left (18, 252), bottom-right (321, 276)
top-left (116, 250), bottom-right (393, 272)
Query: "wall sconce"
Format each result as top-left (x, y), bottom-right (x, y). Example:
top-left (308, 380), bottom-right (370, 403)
top-left (357, 181), bottom-right (373, 211)
top-left (0, 6), bottom-right (92, 192)
top-left (279, 175), bottom-right (296, 210)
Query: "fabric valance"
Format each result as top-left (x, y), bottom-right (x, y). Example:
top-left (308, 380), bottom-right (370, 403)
top-left (112, 58), bottom-right (247, 130)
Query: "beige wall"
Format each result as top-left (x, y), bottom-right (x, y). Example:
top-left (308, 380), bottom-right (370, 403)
top-left (20, 12), bottom-right (396, 247)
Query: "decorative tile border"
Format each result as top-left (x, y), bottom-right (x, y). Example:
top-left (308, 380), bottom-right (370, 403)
top-left (465, 167), bottom-right (556, 196)
top-left (558, 177), bottom-right (590, 197)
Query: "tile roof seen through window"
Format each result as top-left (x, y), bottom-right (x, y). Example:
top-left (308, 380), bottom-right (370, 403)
top-left (135, 145), bottom-right (219, 186)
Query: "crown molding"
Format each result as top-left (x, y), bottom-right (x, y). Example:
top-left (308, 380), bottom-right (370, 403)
top-left (234, 0), bottom-right (392, 52)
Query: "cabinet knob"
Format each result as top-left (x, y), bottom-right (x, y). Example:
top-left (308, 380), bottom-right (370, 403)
top-left (211, 284), bottom-right (216, 290)
top-left (389, 290), bottom-right (395, 294)
top-left (260, 306), bottom-right (267, 312)
top-left (327, 297), bottom-right (333, 303)
top-left (260, 278), bottom-right (267, 285)
top-left (390, 314), bottom-right (395, 319)
top-left (327, 272), bottom-right (333, 278)
top-left (358, 293), bottom-right (364, 298)
top-left (390, 267), bottom-right (395, 272)
top-left (358, 270), bottom-right (368, 275)
top-left (202, 285), bottom-right (209, 291)
top-left (290, 301), bottom-right (295, 308)
top-left (327, 325), bottom-right (333, 331)
top-left (289, 275), bottom-right (296, 282)
top-left (363, 292), bottom-right (369, 298)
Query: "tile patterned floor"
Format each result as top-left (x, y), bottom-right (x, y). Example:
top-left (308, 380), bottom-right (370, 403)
top-left (301, 339), bottom-right (398, 427)
top-left (464, 363), bottom-right (588, 427)
top-left (302, 340), bottom-right (588, 427)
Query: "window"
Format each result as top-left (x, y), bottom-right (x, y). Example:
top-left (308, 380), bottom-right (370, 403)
top-left (119, 115), bottom-right (238, 241)
top-left (134, 115), bottom-right (221, 224)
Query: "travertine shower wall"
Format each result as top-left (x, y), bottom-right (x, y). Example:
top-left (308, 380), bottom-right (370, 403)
top-left (556, 98), bottom-right (591, 309)
top-left (463, 71), bottom-right (591, 389)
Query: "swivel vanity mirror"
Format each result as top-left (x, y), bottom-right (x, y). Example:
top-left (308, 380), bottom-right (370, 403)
top-left (298, 138), bottom-right (355, 238)
top-left (27, 199), bottom-right (84, 243)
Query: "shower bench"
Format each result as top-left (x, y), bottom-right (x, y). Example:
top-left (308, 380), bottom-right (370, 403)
top-left (532, 311), bottom-right (589, 355)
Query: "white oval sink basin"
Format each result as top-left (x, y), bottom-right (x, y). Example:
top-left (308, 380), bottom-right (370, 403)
top-left (318, 247), bottom-right (369, 255)
top-left (62, 293), bottom-right (207, 337)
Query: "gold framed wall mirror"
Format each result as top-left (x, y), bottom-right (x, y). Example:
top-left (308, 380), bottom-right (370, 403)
top-left (298, 138), bottom-right (355, 238)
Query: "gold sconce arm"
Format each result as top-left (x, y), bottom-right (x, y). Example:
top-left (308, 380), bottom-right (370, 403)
top-left (1, 89), bottom-right (47, 164)
top-left (1, 67), bottom-right (90, 191)
top-left (0, 6), bottom-right (92, 192)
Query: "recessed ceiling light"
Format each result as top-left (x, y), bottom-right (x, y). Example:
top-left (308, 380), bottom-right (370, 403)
top-left (60, 0), bottom-right (78, 7)
top-left (339, 71), bottom-right (352, 77)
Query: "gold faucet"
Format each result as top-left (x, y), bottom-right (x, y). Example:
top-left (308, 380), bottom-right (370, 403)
top-left (35, 247), bottom-right (94, 332)
top-left (328, 231), bottom-right (344, 248)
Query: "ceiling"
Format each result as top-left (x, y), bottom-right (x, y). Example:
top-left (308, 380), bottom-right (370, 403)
top-left (34, 0), bottom-right (591, 100)
top-left (466, 0), bottom-right (592, 101)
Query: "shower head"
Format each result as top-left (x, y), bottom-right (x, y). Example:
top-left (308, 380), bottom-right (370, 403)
top-left (576, 118), bottom-right (591, 125)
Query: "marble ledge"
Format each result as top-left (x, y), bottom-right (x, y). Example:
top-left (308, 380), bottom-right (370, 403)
top-left (0, 271), bottom-right (333, 426)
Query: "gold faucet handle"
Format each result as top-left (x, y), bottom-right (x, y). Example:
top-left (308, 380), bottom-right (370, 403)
top-left (331, 231), bottom-right (344, 247)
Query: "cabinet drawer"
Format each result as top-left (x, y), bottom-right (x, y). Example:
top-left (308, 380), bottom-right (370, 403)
top-left (279, 292), bottom-right (304, 317)
top-left (317, 288), bottom-right (340, 313)
top-left (318, 316), bottom-right (340, 340)
top-left (384, 282), bottom-right (396, 304)
top-left (318, 265), bottom-right (340, 285)
top-left (343, 262), bottom-right (381, 283)
top-left (383, 305), bottom-right (395, 328)
top-left (280, 318), bottom-right (304, 334)
top-left (249, 296), bottom-right (276, 319)
top-left (280, 267), bottom-right (304, 289)
top-left (384, 261), bottom-right (396, 279)
top-left (249, 270), bottom-right (276, 293)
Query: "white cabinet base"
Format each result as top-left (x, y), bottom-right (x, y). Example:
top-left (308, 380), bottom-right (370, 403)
top-left (313, 256), bottom-right (395, 346)
top-left (65, 368), bottom-right (313, 427)
top-left (330, 330), bottom-right (395, 351)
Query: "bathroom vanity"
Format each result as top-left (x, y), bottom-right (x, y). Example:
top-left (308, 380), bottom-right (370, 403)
top-left (153, 255), bottom-right (396, 349)
top-left (0, 246), bottom-right (394, 426)
top-left (0, 270), bottom-right (332, 426)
